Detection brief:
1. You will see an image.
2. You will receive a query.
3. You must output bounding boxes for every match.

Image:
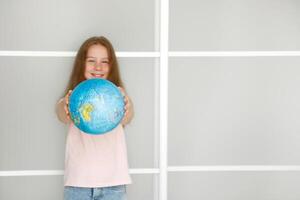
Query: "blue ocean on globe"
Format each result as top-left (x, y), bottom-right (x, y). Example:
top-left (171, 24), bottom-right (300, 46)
top-left (69, 78), bottom-right (125, 135)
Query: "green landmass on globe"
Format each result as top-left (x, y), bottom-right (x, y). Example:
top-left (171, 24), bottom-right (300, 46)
top-left (79, 103), bottom-right (94, 122)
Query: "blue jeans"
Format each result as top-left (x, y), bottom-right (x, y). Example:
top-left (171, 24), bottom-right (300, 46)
top-left (64, 185), bottom-right (127, 200)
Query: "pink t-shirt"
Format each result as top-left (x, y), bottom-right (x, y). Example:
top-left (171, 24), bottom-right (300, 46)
top-left (64, 123), bottom-right (132, 188)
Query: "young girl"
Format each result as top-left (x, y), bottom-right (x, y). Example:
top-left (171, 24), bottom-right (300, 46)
top-left (56, 36), bottom-right (134, 200)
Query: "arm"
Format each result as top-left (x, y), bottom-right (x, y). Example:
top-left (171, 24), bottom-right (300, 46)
top-left (121, 96), bottom-right (134, 126)
top-left (118, 87), bottom-right (134, 127)
top-left (55, 90), bottom-right (72, 124)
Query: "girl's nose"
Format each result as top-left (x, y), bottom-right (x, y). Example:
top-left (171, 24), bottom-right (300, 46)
top-left (95, 63), bottom-right (103, 70)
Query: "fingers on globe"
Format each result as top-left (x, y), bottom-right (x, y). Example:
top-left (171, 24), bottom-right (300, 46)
top-left (64, 90), bottom-right (72, 119)
top-left (66, 90), bottom-right (72, 104)
top-left (126, 101), bottom-right (130, 110)
top-left (64, 104), bottom-right (70, 119)
top-left (122, 110), bottom-right (129, 123)
top-left (118, 87), bottom-right (126, 97)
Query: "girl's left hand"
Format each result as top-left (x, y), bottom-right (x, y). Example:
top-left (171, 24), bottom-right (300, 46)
top-left (118, 87), bottom-right (134, 126)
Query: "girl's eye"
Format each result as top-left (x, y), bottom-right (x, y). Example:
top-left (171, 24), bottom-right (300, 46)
top-left (87, 60), bottom-right (95, 63)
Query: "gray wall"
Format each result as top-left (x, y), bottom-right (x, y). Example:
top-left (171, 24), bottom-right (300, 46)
top-left (168, 0), bottom-right (300, 199)
top-left (0, 0), bottom-right (156, 199)
top-left (1, 0), bottom-right (300, 199)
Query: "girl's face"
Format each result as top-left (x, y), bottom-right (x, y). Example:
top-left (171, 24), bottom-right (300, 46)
top-left (84, 44), bottom-right (110, 80)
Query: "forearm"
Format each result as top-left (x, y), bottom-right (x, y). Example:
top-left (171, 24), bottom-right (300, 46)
top-left (122, 98), bottom-right (134, 126)
top-left (56, 98), bottom-right (71, 124)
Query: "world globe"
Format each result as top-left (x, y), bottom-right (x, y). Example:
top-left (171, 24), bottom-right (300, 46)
top-left (69, 78), bottom-right (125, 135)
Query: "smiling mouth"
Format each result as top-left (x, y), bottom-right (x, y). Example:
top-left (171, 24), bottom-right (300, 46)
top-left (91, 73), bottom-right (105, 78)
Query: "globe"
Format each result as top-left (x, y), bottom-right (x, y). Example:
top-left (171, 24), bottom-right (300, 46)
top-left (69, 78), bottom-right (125, 135)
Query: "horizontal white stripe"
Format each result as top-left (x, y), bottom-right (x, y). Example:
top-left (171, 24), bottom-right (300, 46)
top-left (0, 51), bottom-right (76, 57)
top-left (168, 165), bottom-right (300, 172)
top-left (0, 170), bottom-right (64, 176)
top-left (169, 51), bottom-right (300, 57)
top-left (2, 51), bottom-right (300, 57)
top-left (130, 168), bottom-right (160, 174)
top-left (2, 166), bottom-right (300, 176)
top-left (118, 52), bottom-right (160, 57)
top-left (0, 168), bottom-right (160, 177)
top-left (0, 51), bottom-right (160, 57)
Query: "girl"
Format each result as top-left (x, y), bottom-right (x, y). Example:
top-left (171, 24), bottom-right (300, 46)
top-left (56, 36), bottom-right (134, 200)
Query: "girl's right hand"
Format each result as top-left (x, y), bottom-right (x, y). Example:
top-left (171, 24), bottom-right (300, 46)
top-left (64, 90), bottom-right (72, 120)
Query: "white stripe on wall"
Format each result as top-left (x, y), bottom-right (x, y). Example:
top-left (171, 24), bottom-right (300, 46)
top-left (0, 51), bottom-right (160, 57)
top-left (168, 165), bottom-right (300, 172)
top-left (2, 51), bottom-right (300, 58)
top-left (2, 166), bottom-right (300, 177)
top-left (169, 51), bottom-right (300, 57)
top-left (159, 0), bottom-right (169, 200)
top-left (0, 168), bottom-right (160, 177)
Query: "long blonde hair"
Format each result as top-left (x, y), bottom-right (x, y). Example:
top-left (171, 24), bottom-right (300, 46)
top-left (64, 36), bottom-right (124, 95)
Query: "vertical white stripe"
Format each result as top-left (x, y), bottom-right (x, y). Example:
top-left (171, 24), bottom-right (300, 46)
top-left (160, 0), bottom-right (169, 200)
top-left (154, 0), bottom-right (161, 200)
top-left (154, 62), bottom-right (160, 200)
